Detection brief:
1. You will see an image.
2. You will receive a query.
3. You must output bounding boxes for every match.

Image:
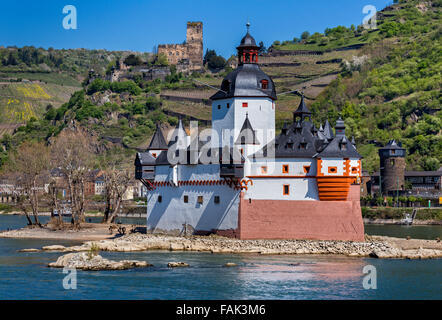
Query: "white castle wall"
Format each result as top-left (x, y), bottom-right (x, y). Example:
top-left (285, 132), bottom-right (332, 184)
top-left (146, 164), bottom-right (240, 233)
top-left (349, 159), bottom-right (361, 176)
top-left (212, 97), bottom-right (275, 149)
top-left (244, 178), bottom-right (318, 201)
top-left (319, 158), bottom-right (345, 176)
top-left (244, 158), bottom-right (319, 201)
top-left (249, 158), bottom-right (316, 176)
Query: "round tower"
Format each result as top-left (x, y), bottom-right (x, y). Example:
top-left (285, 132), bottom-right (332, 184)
top-left (378, 140), bottom-right (406, 195)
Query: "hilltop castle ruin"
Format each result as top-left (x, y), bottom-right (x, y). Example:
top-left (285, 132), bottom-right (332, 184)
top-left (158, 22), bottom-right (203, 72)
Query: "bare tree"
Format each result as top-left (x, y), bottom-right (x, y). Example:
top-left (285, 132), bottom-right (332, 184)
top-left (6, 141), bottom-right (50, 226)
top-left (100, 155), bottom-right (133, 223)
top-left (51, 129), bottom-right (95, 227)
top-left (46, 179), bottom-right (62, 225)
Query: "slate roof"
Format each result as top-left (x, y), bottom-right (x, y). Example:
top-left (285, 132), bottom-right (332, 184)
top-left (153, 146), bottom-right (245, 166)
top-left (210, 64), bottom-right (277, 101)
top-left (293, 95), bottom-right (311, 117)
top-left (316, 135), bottom-right (361, 159)
top-left (323, 119), bottom-right (334, 141)
top-left (237, 32), bottom-right (258, 48)
top-left (379, 140), bottom-right (405, 150)
top-left (210, 30), bottom-right (276, 101)
top-left (147, 123), bottom-right (168, 151)
top-left (135, 152), bottom-right (156, 166)
top-left (255, 120), bottom-right (319, 159)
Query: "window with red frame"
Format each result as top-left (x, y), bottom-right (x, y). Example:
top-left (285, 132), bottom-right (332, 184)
top-left (261, 80), bottom-right (268, 89)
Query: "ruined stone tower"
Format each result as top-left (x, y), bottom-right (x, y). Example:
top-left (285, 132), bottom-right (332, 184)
top-left (157, 21), bottom-right (203, 72)
top-left (378, 140), bottom-right (406, 195)
top-left (186, 22), bottom-right (203, 69)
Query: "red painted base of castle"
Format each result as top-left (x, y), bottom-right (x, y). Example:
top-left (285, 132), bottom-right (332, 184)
top-left (238, 185), bottom-right (364, 242)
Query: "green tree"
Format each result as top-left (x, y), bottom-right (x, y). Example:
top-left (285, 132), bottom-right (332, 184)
top-left (301, 31), bottom-right (310, 40)
top-left (124, 54), bottom-right (143, 66)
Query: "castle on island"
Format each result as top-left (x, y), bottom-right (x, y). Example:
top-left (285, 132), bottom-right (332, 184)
top-left (135, 25), bottom-right (364, 241)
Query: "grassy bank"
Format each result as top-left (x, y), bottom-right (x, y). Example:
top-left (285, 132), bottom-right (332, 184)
top-left (362, 207), bottom-right (442, 221)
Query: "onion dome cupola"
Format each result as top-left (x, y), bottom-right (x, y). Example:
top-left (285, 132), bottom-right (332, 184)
top-left (210, 23), bottom-right (277, 101)
top-left (237, 22), bottom-right (259, 65)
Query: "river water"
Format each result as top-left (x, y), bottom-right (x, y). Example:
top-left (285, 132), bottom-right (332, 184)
top-left (0, 215), bottom-right (441, 300)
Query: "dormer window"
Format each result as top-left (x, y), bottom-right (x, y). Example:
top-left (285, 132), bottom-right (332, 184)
top-left (261, 79), bottom-right (268, 89)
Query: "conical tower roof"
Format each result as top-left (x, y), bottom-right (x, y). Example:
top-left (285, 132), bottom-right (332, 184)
top-left (147, 123), bottom-right (168, 151)
top-left (168, 118), bottom-right (188, 149)
top-left (294, 95), bottom-right (311, 115)
top-left (323, 119), bottom-right (334, 140)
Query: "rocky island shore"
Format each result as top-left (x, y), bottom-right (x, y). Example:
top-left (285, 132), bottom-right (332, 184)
top-left (48, 252), bottom-right (152, 271)
top-left (29, 233), bottom-right (442, 260)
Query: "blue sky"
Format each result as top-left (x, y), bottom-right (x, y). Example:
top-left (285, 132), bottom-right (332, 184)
top-left (1, 0), bottom-right (392, 57)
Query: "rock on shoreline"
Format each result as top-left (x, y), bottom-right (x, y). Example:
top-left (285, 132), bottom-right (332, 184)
top-left (48, 252), bottom-right (152, 271)
top-left (168, 262), bottom-right (189, 268)
top-left (39, 234), bottom-right (442, 260)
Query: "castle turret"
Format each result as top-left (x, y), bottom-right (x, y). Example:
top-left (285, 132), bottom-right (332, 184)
top-left (210, 23), bottom-right (276, 151)
top-left (378, 140), bottom-right (406, 195)
top-left (146, 123), bottom-right (168, 159)
top-left (293, 95), bottom-right (311, 122)
top-left (316, 118), bottom-right (362, 201)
